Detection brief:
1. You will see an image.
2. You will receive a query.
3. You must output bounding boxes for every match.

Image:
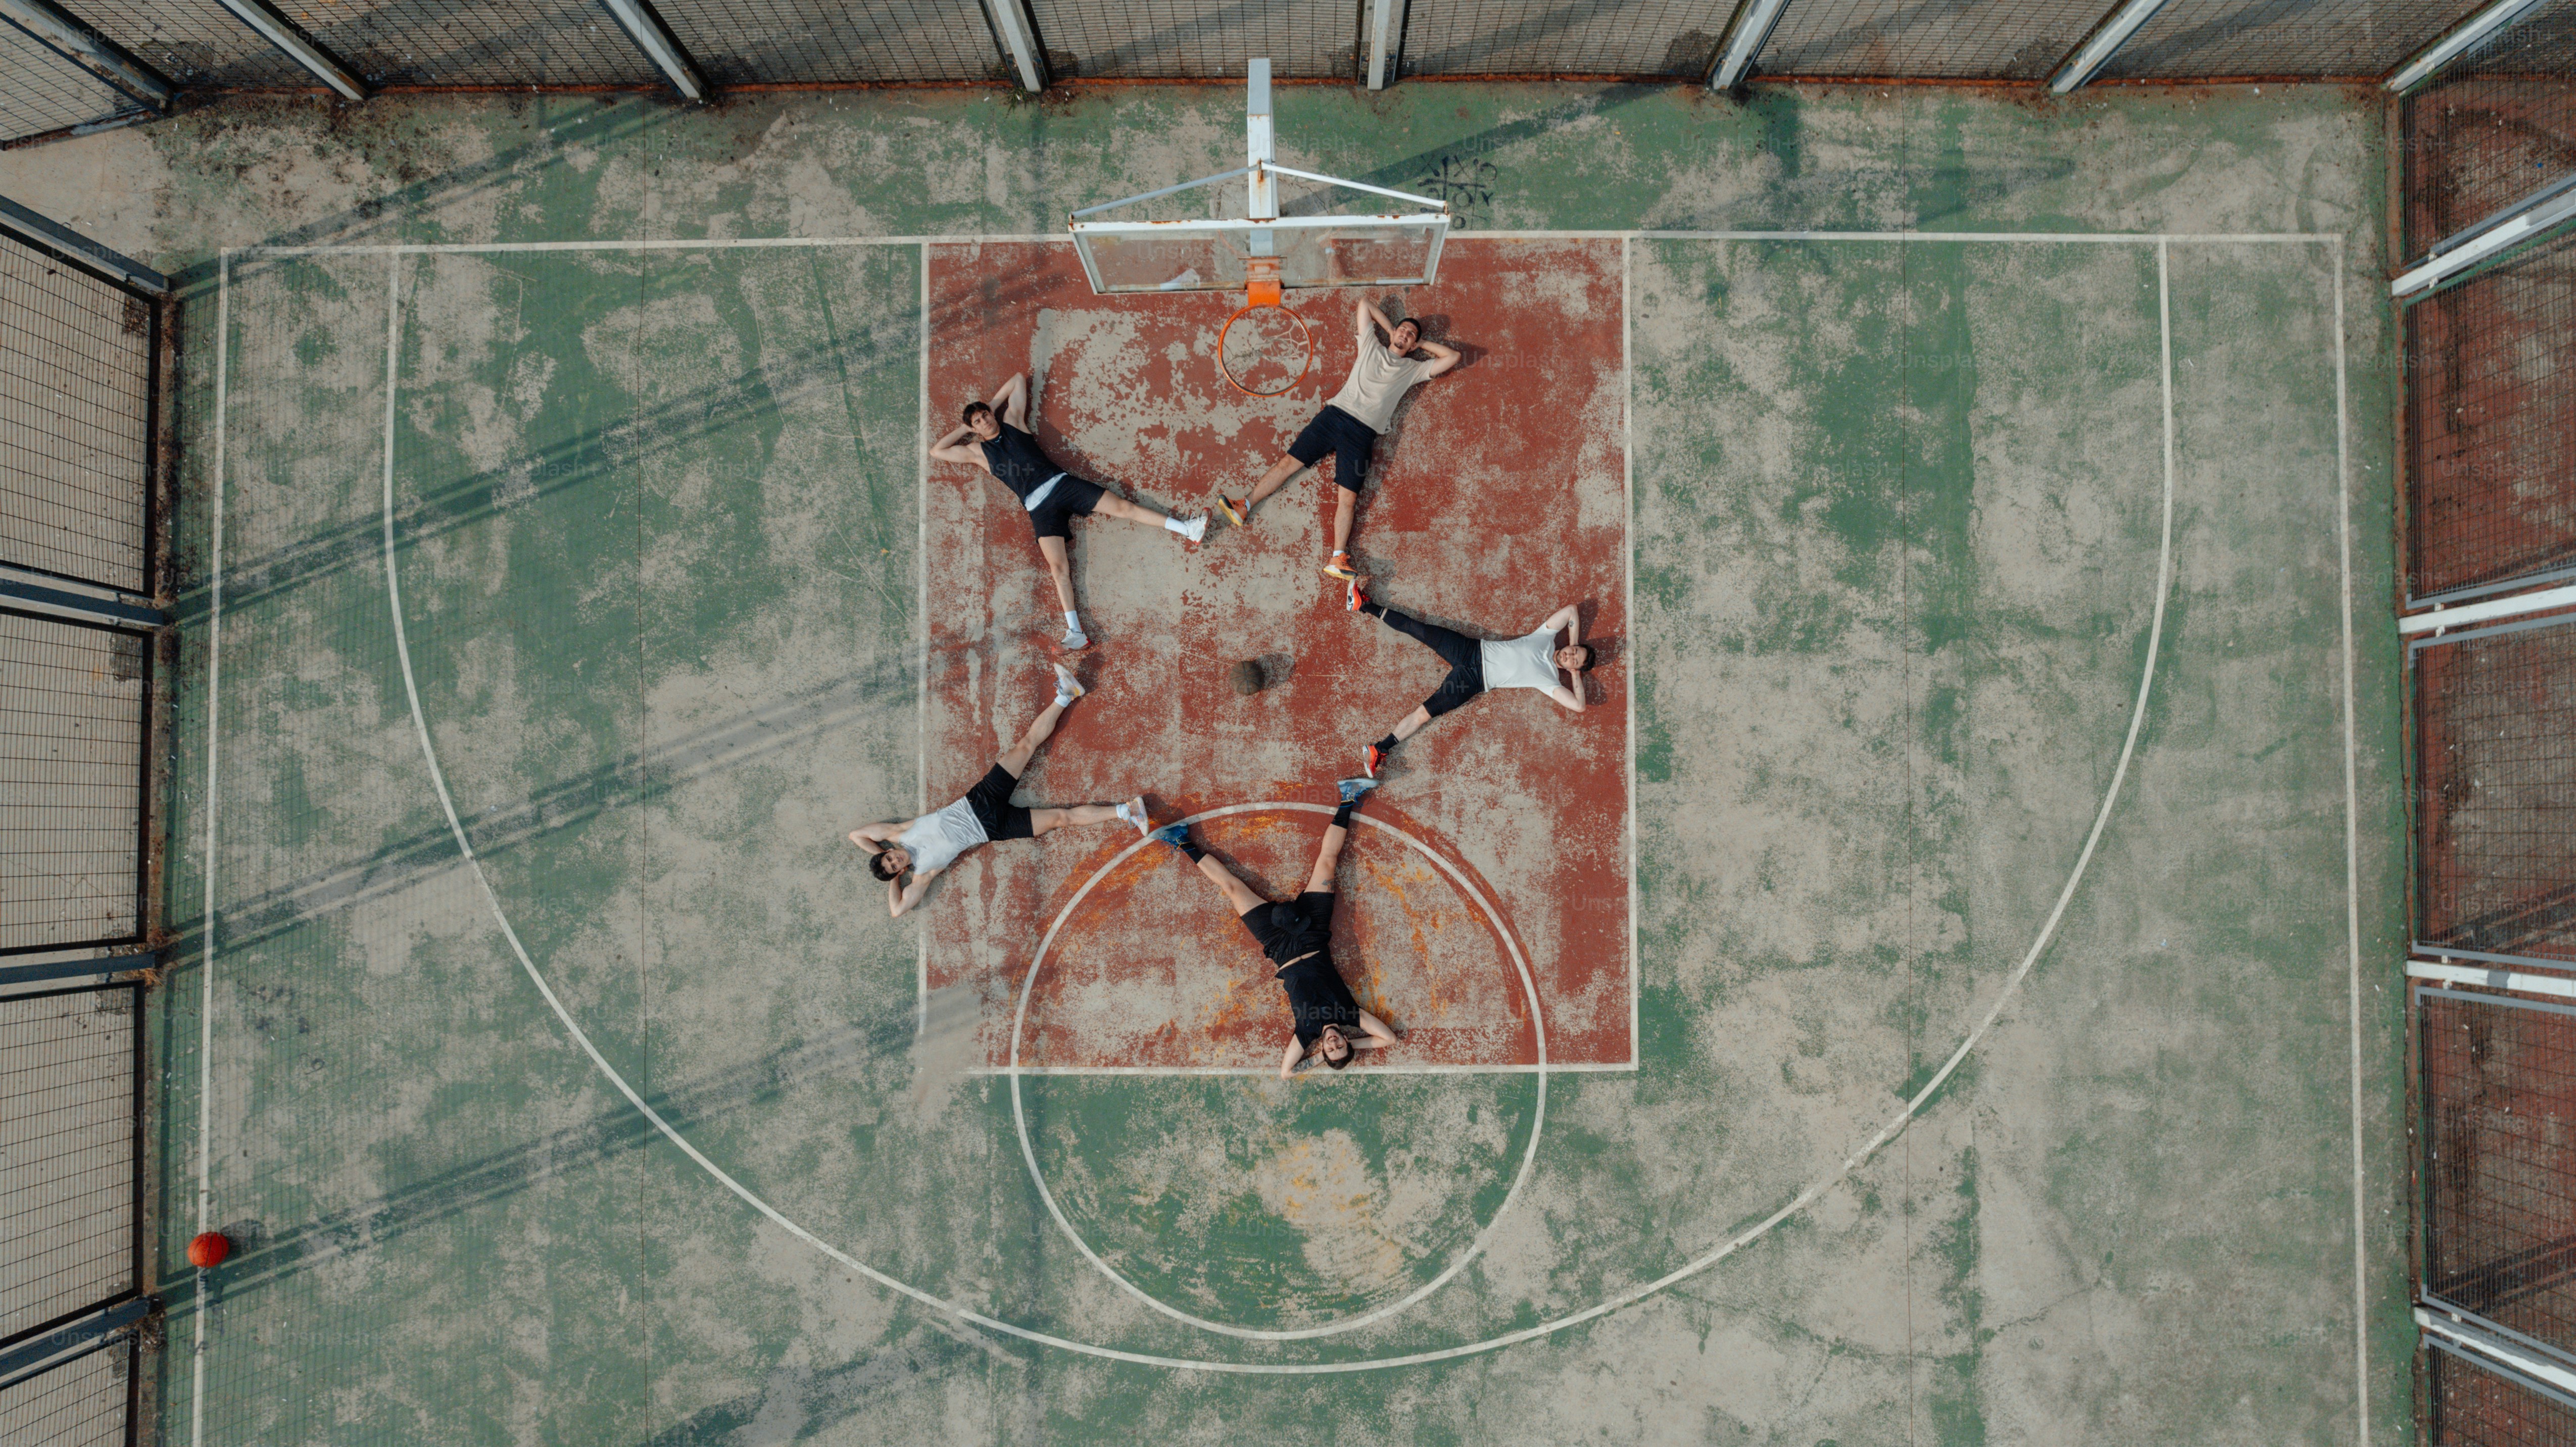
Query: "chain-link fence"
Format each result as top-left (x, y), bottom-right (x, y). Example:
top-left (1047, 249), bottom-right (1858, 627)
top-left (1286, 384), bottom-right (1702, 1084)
top-left (0, 1331), bottom-right (135, 1447)
top-left (2405, 230), bottom-right (2576, 606)
top-left (10, 0), bottom-right (2567, 145)
top-left (2412, 615), bottom-right (2576, 971)
top-left (0, 985), bottom-right (139, 1348)
top-left (2425, 1330), bottom-right (2576, 1445)
top-left (2402, 0), bottom-right (2576, 263)
top-left (1, 227), bottom-right (156, 597)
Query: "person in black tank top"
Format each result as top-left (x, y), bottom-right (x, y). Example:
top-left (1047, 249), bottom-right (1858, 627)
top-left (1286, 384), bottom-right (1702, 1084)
top-left (929, 371), bottom-right (1208, 651)
top-left (1148, 776), bottom-right (1405, 1078)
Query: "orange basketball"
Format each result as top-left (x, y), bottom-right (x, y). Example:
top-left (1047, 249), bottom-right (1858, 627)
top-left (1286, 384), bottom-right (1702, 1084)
top-left (186, 1231), bottom-right (229, 1269)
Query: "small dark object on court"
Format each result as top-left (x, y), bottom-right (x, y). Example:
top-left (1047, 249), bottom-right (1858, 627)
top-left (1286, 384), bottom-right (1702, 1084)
top-left (1230, 659), bottom-right (1267, 695)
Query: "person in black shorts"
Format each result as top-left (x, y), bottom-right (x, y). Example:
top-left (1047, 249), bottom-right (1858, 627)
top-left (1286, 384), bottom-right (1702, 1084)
top-left (1216, 300), bottom-right (1459, 588)
top-left (847, 663), bottom-right (1152, 918)
top-left (1150, 777), bottom-right (1404, 1078)
top-left (930, 371), bottom-right (1208, 650)
top-left (1344, 581), bottom-right (1590, 777)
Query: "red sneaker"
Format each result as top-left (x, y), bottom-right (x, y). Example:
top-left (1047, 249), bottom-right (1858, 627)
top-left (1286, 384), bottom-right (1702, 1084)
top-left (1345, 577), bottom-right (1369, 612)
top-left (1363, 742), bottom-right (1385, 778)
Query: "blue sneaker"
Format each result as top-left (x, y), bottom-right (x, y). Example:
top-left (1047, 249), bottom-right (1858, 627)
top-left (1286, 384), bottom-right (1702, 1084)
top-left (1150, 823), bottom-right (1191, 849)
top-left (1336, 776), bottom-right (1378, 804)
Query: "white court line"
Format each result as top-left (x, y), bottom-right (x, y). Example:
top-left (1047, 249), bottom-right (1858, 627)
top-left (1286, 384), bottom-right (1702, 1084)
top-left (970, 1062), bottom-right (1630, 1077)
top-left (189, 245), bottom-right (230, 1447)
top-left (915, 243), bottom-right (931, 1040)
top-left (2335, 236), bottom-right (2371, 1447)
top-left (231, 229), bottom-right (2345, 261)
top-left (1003, 801), bottom-right (1549, 1340)
top-left (1623, 233), bottom-right (1639, 1069)
top-left (373, 233), bottom-right (2184, 1372)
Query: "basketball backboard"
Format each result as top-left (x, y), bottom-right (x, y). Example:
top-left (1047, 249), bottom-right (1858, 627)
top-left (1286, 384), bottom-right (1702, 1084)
top-left (1066, 59), bottom-right (1451, 301)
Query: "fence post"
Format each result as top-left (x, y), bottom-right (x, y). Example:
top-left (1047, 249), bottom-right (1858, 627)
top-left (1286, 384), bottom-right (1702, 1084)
top-left (209, 0), bottom-right (366, 99)
top-left (598, 0), bottom-right (705, 100)
top-left (983, 0), bottom-right (1046, 91)
top-left (2048, 0), bottom-right (2173, 93)
top-left (1708, 0), bottom-right (1790, 93)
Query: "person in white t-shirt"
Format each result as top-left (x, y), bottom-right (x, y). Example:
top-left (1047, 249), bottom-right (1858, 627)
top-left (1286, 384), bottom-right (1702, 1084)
top-left (1216, 300), bottom-right (1459, 585)
top-left (1341, 581), bottom-right (1591, 778)
top-left (846, 663), bottom-right (1152, 918)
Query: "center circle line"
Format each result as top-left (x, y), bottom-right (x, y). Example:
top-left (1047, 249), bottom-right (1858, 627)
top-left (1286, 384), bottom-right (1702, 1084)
top-left (1006, 802), bottom-right (1549, 1342)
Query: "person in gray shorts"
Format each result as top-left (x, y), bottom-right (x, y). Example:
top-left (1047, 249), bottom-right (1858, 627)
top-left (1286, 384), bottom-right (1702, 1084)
top-left (931, 371), bottom-right (1207, 651)
top-left (1217, 299), bottom-right (1459, 588)
top-left (848, 663), bottom-right (1151, 918)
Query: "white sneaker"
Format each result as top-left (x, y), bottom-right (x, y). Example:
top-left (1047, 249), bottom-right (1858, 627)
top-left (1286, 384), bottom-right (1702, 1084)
top-left (1053, 663), bottom-right (1086, 702)
top-left (1115, 795), bottom-right (1149, 835)
top-left (1178, 514), bottom-right (1207, 544)
top-left (1062, 629), bottom-right (1089, 652)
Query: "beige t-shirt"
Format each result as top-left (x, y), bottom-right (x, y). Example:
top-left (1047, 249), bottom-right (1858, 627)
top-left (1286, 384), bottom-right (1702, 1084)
top-left (1325, 328), bottom-right (1435, 434)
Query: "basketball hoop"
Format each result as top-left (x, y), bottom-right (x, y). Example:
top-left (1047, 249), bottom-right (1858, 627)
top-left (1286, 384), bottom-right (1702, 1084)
top-left (1063, 59), bottom-right (1448, 396)
top-left (1218, 256), bottom-right (1315, 397)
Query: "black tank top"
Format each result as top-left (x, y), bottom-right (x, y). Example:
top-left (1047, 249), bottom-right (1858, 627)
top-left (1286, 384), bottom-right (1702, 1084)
top-left (981, 422), bottom-right (1058, 503)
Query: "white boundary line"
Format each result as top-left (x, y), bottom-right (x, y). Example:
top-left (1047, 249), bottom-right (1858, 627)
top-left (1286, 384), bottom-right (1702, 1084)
top-left (230, 229), bottom-right (2345, 261)
top-left (189, 246), bottom-right (230, 1447)
top-left (915, 243), bottom-right (931, 1040)
top-left (1623, 234), bottom-right (1639, 1068)
top-left (1003, 801), bottom-right (1549, 1340)
top-left (363, 230), bottom-right (2186, 1372)
top-left (2335, 236), bottom-right (2372, 1447)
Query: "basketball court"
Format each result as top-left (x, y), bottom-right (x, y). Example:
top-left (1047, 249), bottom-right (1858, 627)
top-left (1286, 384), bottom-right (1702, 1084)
top-left (145, 79), bottom-right (2402, 1444)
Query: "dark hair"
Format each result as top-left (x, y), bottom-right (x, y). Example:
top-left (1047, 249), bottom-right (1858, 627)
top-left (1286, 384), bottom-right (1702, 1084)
top-left (962, 400), bottom-right (994, 424)
top-left (1229, 659), bottom-right (1266, 696)
top-left (867, 849), bottom-right (904, 882)
top-left (1388, 315), bottom-right (1419, 339)
top-left (1321, 1027), bottom-right (1352, 1069)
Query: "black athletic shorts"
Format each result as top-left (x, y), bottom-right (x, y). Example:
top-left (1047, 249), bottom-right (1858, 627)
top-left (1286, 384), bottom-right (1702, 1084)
top-left (1286, 405), bottom-right (1381, 495)
top-left (1374, 606), bottom-right (1486, 719)
top-left (962, 762), bottom-right (1035, 841)
top-left (1276, 955), bottom-right (1365, 1049)
top-left (1241, 889), bottom-right (1336, 968)
top-left (1026, 476), bottom-right (1105, 541)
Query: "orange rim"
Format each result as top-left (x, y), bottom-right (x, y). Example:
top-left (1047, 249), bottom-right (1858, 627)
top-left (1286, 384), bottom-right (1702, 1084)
top-left (1217, 302), bottom-right (1314, 398)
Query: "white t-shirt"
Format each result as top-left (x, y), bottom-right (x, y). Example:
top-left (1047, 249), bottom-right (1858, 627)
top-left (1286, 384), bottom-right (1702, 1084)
top-left (1479, 626), bottom-right (1563, 695)
top-left (896, 796), bottom-right (987, 875)
top-left (1325, 328), bottom-right (1435, 434)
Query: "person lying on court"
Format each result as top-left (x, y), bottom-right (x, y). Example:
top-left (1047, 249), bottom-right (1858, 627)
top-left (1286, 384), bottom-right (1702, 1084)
top-left (1217, 300), bottom-right (1459, 586)
top-left (1149, 777), bottom-right (1405, 1078)
top-left (1345, 582), bottom-right (1591, 778)
top-left (931, 371), bottom-right (1206, 651)
top-left (848, 663), bottom-right (1150, 918)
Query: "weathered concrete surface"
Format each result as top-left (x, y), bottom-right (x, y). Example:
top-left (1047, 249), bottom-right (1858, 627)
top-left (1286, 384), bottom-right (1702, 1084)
top-left (0, 80), bottom-right (2407, 1443)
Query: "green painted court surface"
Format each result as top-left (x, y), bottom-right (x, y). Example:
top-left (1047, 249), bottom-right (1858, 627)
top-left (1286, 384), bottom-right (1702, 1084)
top-left (75, 82), bottom-right (2413, 1442)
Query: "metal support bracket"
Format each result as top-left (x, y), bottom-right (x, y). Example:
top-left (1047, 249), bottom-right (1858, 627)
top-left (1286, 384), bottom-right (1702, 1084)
top-left (1709, 0), bottom-right (1790, 93)
top-left (0, 952), bottom-right (156, 990)
top-left (0, 194), bottom-right (166, 294)
top-left (2049, 0), bottom-right (2173, 94)
top-left (0, 576), bottom-right (168, 629)
top-left (211, 0), bottom-right (365, 99)
top-left (984, 0), bottom-right (1045, 92)
top-left (2388, 0), bottom-right (2552, 93)
top-left (599, 0), bottom-right (704, 101)
top-left (0, 0), bottom-right (173, 110)
top-left (1367, 0), bottom-right (1401, 89)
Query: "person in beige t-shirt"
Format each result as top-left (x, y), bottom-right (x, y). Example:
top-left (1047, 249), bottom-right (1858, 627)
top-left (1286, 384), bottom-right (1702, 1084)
top-left (1216, 298), bottom-right (1459, 585)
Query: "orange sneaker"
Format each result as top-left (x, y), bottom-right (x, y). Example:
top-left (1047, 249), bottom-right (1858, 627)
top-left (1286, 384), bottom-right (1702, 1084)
top-left (1217, 495), bottom-right (1247, 527)
top-left (1322, 551), bottom-right (1360, 580)
top-left (1344, 577), bottom-right (1369, 613)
